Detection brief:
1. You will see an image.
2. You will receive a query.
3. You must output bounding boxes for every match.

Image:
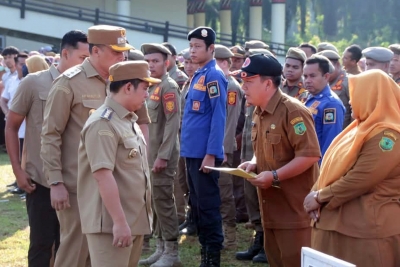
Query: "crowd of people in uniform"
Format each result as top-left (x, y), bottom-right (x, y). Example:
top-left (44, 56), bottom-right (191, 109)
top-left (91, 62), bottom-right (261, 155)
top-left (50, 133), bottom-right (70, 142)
top-left (1, 23), bottom-right (400, 267)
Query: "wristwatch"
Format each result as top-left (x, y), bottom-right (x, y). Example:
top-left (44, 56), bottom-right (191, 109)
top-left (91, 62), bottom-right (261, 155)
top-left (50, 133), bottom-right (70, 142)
top-left (271, 170), bottom-right (280, 188)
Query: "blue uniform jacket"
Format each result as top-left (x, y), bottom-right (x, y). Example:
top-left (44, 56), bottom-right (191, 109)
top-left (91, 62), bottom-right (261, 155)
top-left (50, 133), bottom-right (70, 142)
top-left (180, 59), bottom-right (227, 159)
top-left (305, 85), bottom-right (345, 159)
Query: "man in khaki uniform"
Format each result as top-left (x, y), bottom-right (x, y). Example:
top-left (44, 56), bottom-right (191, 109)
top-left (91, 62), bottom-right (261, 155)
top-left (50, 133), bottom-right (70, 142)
top-left (140, 43), bottom-right (181, 266)
top-left (237, 54), bottom-right (320, 267)
top-left (162, 42), bottom-right (188, 89)
top-left (388, 44), bottom-right (400, 85)
top-left (41, 25), bottom-right (150, 267)
top-left (281, 47), bottom-right (308, 103)
top-left (362, 47), bottom-right (393, 73)
top-left (342, 45), bottom-right (362, 75)
top-left (299, 43), bottom-right (317, 59)
top-left (317, 42), bottom-right (339, 53)
top-left (178, 48), bottom-right (198, 236)
top-left (214, 44), bottom-right (244, 250)
top-left (78, 61), bottom-right (155, 267)
top-left (318, 50), bottom-right (352, 128)
top-left (6, 30), bottom-right (89, 266)
top-left (229, 45), bottom-right (246, 71)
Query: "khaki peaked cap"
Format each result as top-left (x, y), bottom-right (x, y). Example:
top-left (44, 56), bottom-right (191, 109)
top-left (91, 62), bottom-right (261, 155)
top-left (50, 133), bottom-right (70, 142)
top-left (109, 61), bottom-right (161, 84)
top-left (88, 25), bottom-right (133, 52)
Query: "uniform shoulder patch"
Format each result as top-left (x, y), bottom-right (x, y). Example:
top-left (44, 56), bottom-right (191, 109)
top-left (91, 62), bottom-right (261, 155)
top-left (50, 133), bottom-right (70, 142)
top-left (100, 108), bottom-right (114, 120)
top-left (379, 136), bottom-right (395, 152)
top-left (207, 81), bottom-right (220, 98)
top-left (63, 67), bottom-right (81, 79)
top-left (293, 121), bottom-right (307, 135)
top-left (323, 108), bottom-right (336, 124)
top-left (228, 91), bottom-right (237, 105)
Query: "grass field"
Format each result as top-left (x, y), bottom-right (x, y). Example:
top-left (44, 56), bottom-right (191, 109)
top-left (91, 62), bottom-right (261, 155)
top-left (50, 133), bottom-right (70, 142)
top-left (0, 151), bottom-right (268, 267)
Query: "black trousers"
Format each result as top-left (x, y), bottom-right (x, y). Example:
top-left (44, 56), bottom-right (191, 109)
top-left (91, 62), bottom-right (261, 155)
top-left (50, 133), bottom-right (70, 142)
top-left (26, 181), bottom-right (60, 267)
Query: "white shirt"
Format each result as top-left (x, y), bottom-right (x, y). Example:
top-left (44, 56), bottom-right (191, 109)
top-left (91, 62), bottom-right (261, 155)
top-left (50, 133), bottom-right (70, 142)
top-left (2, 76), bottom-right (26, 138)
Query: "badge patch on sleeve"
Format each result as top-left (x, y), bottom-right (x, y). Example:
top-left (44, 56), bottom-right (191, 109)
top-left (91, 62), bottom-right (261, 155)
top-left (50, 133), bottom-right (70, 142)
top-left (207, 81), bottom-right (220, 98)
top-left (379, 136), bottom-right (395, 151)
top-left (293, 122), bottom-right (306, 135)
top-left (164, 100), bottom-right (176, 114)
top-left (228, 91), bottom-right (237, 105)
top-left (323, 108), bottom-right (336, 124)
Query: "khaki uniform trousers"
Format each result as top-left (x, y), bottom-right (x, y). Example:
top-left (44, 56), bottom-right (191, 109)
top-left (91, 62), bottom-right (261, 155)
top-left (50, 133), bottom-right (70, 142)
top-left (174, 156), bottom-right (189, 223)
top-left (55, 193), bottom-right (90, 267)
top-left (244, 179), bottom-right (263, 232)
top-left (218, 153), bottom-right (236, 227)
top-left (312, 228), bottom-right (400, 267)
top-left (86, 234), bottom-right (144, 267)
top-left (264, 227), bottom-right (311, 267)
top-left (152, 168), bottom-right (179, 241)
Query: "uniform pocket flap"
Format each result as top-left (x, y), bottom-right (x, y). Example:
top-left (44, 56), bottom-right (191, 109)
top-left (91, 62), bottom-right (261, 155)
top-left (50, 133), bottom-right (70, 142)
top-left (38, 91), bottom-right (48, 101)
top-left (267, 133), bottom-right (281, 144)
top-left (82, 99), bottom-right (103, 109)
top-left (147, 100), bottom-right (160, 110)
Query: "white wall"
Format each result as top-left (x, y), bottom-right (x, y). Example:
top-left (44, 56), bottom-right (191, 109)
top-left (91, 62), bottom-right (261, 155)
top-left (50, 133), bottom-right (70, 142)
top-left (4, 36), bottom-right (53, 52)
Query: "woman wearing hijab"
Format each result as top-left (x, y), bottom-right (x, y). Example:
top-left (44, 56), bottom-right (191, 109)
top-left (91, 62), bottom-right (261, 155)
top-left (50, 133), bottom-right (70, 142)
top-left (303, 69), bottom-right (400, 267)
top-left (25, 55), bottom-right (49, 75)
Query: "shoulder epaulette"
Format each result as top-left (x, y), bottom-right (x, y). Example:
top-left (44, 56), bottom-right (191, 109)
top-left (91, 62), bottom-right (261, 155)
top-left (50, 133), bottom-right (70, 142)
top-left (63, 67), bottom-right (81, 79)
top-left (100, 107), bottom-right (114, 120)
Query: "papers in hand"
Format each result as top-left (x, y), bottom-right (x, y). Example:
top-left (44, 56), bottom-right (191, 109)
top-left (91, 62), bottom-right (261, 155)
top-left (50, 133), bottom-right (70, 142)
top-left (204, 166), bottom-right (257, 179)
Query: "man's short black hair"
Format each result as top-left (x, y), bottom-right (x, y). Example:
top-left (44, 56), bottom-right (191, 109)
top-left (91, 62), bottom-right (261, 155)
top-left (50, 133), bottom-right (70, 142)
top-left (305, 57), bottom-right (330, 75)
top-left (345, 44), bottom-right (362, 63)
top-left (14, 53), bottom-right (28, 64)
top-left (260, 75), bottom-right (281, 88)
top-left (299, 43), bottom-right (317, 54)
top-left (1, 46), bottom-right (19, 57)
top-left (60, 30), bottom-right (88, 51)
top-left (109, 78), bottom-right (142, 93)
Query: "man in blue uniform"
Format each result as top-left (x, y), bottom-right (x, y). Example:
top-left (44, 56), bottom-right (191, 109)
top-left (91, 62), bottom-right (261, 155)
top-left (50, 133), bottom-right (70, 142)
top-left (180, 26), bottom-right (227, 267)
top-left (304, 55), bottom-right (345, 160)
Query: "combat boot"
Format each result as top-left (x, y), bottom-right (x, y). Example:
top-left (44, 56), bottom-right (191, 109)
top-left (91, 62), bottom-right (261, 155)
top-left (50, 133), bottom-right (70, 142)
top-left (235, 231), bottom-right (263, 260)
top-left (150, 241), bottom-right (182, 267)
top-left (139, 239), bottom-right (164, 265)
top-left (206, 250), bottom-right (221, 267)
top-left (222, 223), bottom-right (237, 250)
top-left (252, 247), bottom-right (268, 263)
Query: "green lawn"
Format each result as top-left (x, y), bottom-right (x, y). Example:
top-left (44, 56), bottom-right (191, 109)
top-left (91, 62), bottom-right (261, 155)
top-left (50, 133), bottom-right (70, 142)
top-left (0, 151), bottom-right (267, 266)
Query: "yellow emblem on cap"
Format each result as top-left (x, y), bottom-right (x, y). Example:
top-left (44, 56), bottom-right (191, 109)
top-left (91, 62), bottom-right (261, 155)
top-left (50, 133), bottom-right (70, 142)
top-left (201, 29), bottom-right (208, 37)
top-left (109, 75), bottom-right (114, 82)
top-left (128, 148), bottom-right (138, 159)
top-left (121, 29), bottom-right (126, 37)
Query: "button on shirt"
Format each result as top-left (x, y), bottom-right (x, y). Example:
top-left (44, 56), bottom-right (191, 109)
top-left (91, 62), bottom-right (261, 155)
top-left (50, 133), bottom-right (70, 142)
top-left (305, 85), bottom-right (345, 159)
top-left (180, 59), bottom-right (227, 159)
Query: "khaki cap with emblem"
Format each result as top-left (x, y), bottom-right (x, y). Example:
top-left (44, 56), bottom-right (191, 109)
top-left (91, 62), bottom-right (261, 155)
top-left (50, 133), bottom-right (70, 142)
top-left (109, 61), bottom-right (161, 84)
top-left (286, 47), bottom-right (307, 63)
top-left (88, 25), bottom-right (133, 52)
top-left (128, 49), bottom-right (145, 61)
top-left (141, 43), bottom-right (172, 56)
top-left (388, 44), bottom-right (400, 55)
top-left (215, 44), bottom-right (234, 59)
top-left (308, 54), bottom-right (335, 73)
top-left (317, 50), bottom-right (341, 60)
top-left (230, 45), bottom-right (245, 58)
top-left (248, 48), bottom-right (274, 57)
top-left (244, 40), bottom-right (269, 50)
top-left (362, 47), bottom-right (393, 62)
top-left (317, 42), bottom-right (339, 53)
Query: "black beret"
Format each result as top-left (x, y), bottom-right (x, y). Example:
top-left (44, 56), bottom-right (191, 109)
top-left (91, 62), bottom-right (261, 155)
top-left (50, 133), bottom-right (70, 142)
top-left (231, 54), bottom-right (282, 79)
top-left (187, 26), bottom-right (216, 44)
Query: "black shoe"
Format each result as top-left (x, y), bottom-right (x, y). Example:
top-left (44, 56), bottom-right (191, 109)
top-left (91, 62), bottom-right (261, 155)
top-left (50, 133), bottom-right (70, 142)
top-left (6, 181), bottom-right (17, 187)
top-left (235, 231), bottom-right (264, 260)
top-left (206, 251), bottom-right (220, 267)
top-left (10, 187), bottom-right (25, 195)
top-left (252, 247), bottom-right (268, 263)
top-left (179, 220), bottom-right (189, 231)
top-left (179, 223), bottom-right (197, 236)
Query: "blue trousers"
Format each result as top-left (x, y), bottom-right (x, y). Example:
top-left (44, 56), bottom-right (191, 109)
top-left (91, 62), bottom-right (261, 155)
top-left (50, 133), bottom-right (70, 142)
top-left (186, 158), bottom-right (223, 252)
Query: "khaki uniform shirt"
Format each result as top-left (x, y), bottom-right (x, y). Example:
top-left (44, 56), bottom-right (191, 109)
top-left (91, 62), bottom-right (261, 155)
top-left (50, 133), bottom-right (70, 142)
top-left (10, 65), bottom-right (60, 187)
top-left (224, 76), bottom-right (244, 154)
top-left (316, 130), bottom-right (400, 239)
top-left (41, 58), bottom-right (150, 193)
top-left (252, 89), bottom-right (320, 229)
top-left (329, 70), bottom-right (352, 128)
top-left (280, 79), bottom-right (308, 103)
top-left (78, 97), bottom-right (152, 235)
top-left (241, 104), bottom-right (255, 161)
top-left (147, 73), bottom-right (180, 168)
top-left (169, 65), bottom-right (188, 89)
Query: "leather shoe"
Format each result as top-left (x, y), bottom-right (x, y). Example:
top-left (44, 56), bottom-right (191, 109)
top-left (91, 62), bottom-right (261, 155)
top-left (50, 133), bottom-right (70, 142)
top-left (252, 248), bottom-right (268, 263)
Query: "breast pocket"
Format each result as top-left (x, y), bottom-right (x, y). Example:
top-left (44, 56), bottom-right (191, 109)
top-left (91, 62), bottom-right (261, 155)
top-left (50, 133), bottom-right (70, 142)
top-left (39, 91), bottom-right (48, 118)
top-left (82, 99), bottom-right (103, 116)
top-left (189, 90), bottom-right (206, 114)
top-left (120, 138), bottom-right (141, 169)
top-left (264, 133), bottom-right (282, 161)
top-left (147, 100), bottom-right (160, 123)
